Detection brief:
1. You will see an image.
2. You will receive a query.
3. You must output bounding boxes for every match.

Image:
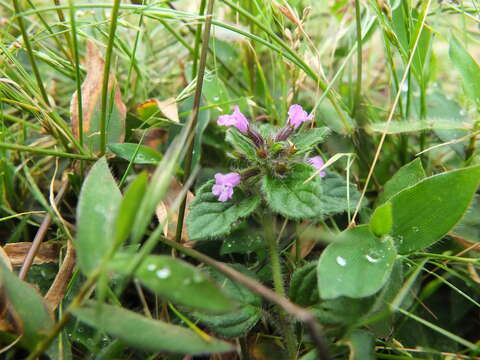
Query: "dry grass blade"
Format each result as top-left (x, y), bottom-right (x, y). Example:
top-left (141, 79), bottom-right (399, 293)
top-left (4, 242), bottom-right (62, 267)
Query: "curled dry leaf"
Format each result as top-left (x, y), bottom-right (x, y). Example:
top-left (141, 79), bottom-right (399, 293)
top-left (155, 178), bottom-right (194, 242)
top-left (70, 40), bottom-right (126, 153)
top-left (290, 222), bottom-right (318, 260)
top-left (4, 242), bottom-right (62, 267)
top-left (136, 97), bottom-right (179, 124)
top-left (44, 240), bottom-right (76, 311)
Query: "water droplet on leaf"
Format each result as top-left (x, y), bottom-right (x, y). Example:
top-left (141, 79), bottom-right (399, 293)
top-left (336, 256), bottom-right (347, 267)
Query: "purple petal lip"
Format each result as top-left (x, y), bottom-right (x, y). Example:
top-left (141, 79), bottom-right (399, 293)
top-left (307, 156), bottom-right (326, 177)
top-left (287, 104), bottom-right (314, 129)
top-left (212, 172), bottom-right (241, 202)
top-left (217, 106), bottom-right (249, 133)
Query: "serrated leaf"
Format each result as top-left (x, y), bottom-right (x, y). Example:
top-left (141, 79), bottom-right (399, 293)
top-left (263, 163), bottom-right (323, 219)
top-left (109, 253), bottom-right (234, 313)
top-left (289, 262), bottom-right (319, 307)
top-left (290, 127), bottom-right (330, 154)
top-left (369, 202), bottom-right (393, 237)
top-left (225, 128), bottom-right (257, 160)
top-left (449, 36), bottom-right (480, 106)
top-left (193, 265), bottom-right (262, 338)
top-left (317, 225), bottom-right (397, 299)
top-left (0, 262), bottom-right (54, 348)
top-left (75, 157), bottom-right (122, 275)
top-left (377, 158), bottom-right (425, 205)
top-left (390, 165), bottom-right (480, 254)
top-left (108, 143), bottom-right (162, 164)
top-left (312, 296), bottom-right (373, 329)
top-left (73, 302), bottom-right (234, 355)
top-left (187, 181), bottom-right (260, 240)
top-left (220, 228), bottom-right (264, 255)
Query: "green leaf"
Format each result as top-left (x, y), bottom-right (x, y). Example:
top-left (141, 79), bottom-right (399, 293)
top-left (390, 165), bottom-right (480, 254)
top-left (115, 172), bottom-right (148, 245)
top-left (317, 225), bottom-right (397, 299)
top-left (193, 265), bottom-right (262, 338)
top-left (75, 157), bottom-right (122, 275)
top-left (109, 253), bottom-right (235, 313)
top-left (220, 228), bottom-right (264, 255)
top-left (449, 36), bottom-right (480, 106)
top-left (341, 330), bottom-right (375, 360)
top-left (108, 143), bottom-right (162, 164)
top-left (321, 171), bottom-right (363, 216)
top-left (451, 195), bottom-right (480, 243)
top-left (289, 262), bottom-right (319, 307)
top-left (0, 262), bottom-right (53, 348)
top-left (312, 296), bottom-right (373, 329)
top-left (73, 302), bottom-right (234, 355)
top-left (290, 127), bottom-right (330, 155)
top-left (202, 75), bottom-right (230, 112)
top-left (263, 163), bottom-right (323, 219)
top-left (368, 118), bottom-right (466, 135)
top-left (369, 202), bottom-right (393, 237)
top-left (187, 180), bottom-right (260, 240)
top-left (377, 158), bottom-right (425, 205)
top-left (225, 128), bottom-right (257, 160)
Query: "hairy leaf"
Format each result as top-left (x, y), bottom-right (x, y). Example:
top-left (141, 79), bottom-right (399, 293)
top-left (108, 143), bottom-right (162, 164)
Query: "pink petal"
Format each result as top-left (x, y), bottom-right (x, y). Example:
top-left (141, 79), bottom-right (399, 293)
top-left (223, 172), bottom-right (241, 187)
top-left (217, 187), bottom-right (234, 202)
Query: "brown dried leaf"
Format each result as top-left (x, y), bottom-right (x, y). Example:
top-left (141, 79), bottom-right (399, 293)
top-left (70, 40), bottom-right (126, 153)
top-left (156, 98), bottom-right (179, 123)
top-left (44, 240), bottom-right (76, 311)
top-left (155, 178), bottom-right (194, 242)
top-left (155, 201), bottom-right (170, 237)
top-left (4, 242), bottom-right (62, 267)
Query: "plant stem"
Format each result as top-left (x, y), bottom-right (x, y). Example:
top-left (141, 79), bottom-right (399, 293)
top-left (352, 0), bottom-right (363, 118)
top-left (175, 0), bottom-right (216, 243)
top-left (0, 142), bottom-right (96, 160)
top-left (69, 0), bottom-right (83, 149)
top-left (264, 212), bottom-right (297, 359)
top-left (99, 0), bottom-right (121, 156)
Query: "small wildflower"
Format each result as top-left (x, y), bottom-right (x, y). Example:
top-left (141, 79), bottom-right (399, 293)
top-left (217, 106), bottom-right (249, 133)
top-left (212, 172), bottom-right (241, 202)
top-left (288, 104), bottom-right (314, 129)
top-left (307, 156), bottom-right (326, 177)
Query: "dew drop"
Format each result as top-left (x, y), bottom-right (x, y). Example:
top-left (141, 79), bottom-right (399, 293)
top-left (156, 267), bottom-right (171, 279)
top-left (336, 256), bottom-right (347, 267)
top-left (366, 254), bottom-right (380, 263)
top-left (412, 226), bottom-right (420, 233)
top-left (401, 82), bottom-right (409, 92)
top-left (213, 96), bottom-right (220, 101)
top-left (460, 109), bottom-right (467, 116)
top-left (147, 264), bottom-right (156, 271)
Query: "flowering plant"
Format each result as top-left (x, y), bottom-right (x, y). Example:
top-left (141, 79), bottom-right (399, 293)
top-left (186, 105), bottom-right (360, 240)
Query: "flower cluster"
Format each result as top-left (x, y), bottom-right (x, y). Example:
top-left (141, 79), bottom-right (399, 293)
top-left (212, 104), bottom-right (325, 202)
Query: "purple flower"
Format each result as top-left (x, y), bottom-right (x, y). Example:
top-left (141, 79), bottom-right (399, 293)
top-left (212, 172), bottom-right (241, 202)
top-left (217, 106), bottom-right (249, 133)
top-left (288, 104), bottom-right (314, 129)
top-left (307, 156), bottom-right (326, 177)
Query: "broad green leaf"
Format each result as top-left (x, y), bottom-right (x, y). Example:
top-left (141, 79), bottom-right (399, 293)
top-left (317, 225), bottom-right (397, 299)
top-left (390, 165), bottom-right (480, 254)
top-left (369, 202), bottom-right (393, 237)
top-left (449, 36), bottom-right (480, 106)
top-left (341, 330), bottom-right (375, 360)
top-left (115, 172), bottom-right (148, 245)
top-left (108, 143), bottom-right (162, 164)
top-left (193, 265), bottom-right (262, 338)
top-left (202, 75), bottom-right (230, 112)
top-left (220, 228), bottom-right (264, 255)
top-left (289, 262), bottom-right (319, 307)
top-left (0, 262), bottom-right (53, 348)
top-left (290, 127), bottom-right (330, 155)
top-left (109, 253), bottom-right (234, 313)
top-left (263, 163), bottom-right (323, 219)
top-left (452, 195), bottom-right (480, 243)
top-left (368, 118), bottom-right (466, 134)
top-left (73, 302), bottom-right (234, 355)
top-left (225, 128), bottom-right (257, 161)
top-left (377, 158), bottom-right (425, 205)
top-left (75, 157), bottom-right (122, 275)
top-left (70, 41), bottom-right (125, 153)
top-left (187, 180), bottom-right (260, 240)
top-left (312, 296), bottom-right (373, 330)
top-left (321, 171), bottom-right (363, 216)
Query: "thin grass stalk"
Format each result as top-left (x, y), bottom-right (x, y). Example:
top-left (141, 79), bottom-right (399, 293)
top-left (11, 0), bottom-right (51, 107)
top-left (99, 0), bottom-right (122, 155)
top-left (174, 0), bottom-right (216, 243)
